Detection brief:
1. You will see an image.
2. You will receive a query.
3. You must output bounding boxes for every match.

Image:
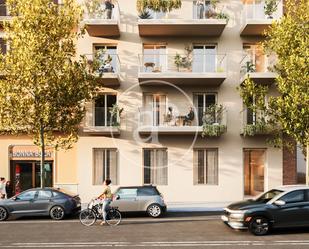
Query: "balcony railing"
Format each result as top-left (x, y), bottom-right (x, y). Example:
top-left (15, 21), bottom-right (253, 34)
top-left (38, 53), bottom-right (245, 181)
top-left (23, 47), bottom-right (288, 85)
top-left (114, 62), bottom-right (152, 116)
top-left (139, 54), bottom-right (227, 74)
top-left (138, 106), bottom-right (227, 136)
top-left (240, 53), bottom-right (276, 76)
top-left (85, 107), bottom-right (120, 127)
top-left (243, 0), bottom-right (283, 20)
top-left (84, 53), bottom-right (120, 75)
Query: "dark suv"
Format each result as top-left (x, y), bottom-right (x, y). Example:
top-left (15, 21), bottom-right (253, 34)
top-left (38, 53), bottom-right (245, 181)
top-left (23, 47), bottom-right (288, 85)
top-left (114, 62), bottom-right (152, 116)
top-left (111, 186), bottom-right (167, 218)
top-left (222, 185), bottom-right (309, 235)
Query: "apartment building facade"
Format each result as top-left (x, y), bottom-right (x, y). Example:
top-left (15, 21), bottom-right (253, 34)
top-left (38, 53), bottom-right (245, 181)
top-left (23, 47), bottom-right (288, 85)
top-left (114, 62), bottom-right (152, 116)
top-left (0, 0), bottom-right (301, 204)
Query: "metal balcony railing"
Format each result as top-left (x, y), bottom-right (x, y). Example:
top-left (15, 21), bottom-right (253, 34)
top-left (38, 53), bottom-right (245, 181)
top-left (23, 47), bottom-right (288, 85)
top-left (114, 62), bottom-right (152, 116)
top-left (84, 53), bottom-right (120, 75)
top-left (83, 2), bottom-right (120, 21)
top-left (85, 107), bottom-right (120, 128)
top-left (139, 54), bottom-right (227, 74)
top-left (138, 106), bottom-right (227, 128)
top-left (240, 52), bottom-right (276, 77)
top-left (243, 0), bottom-right (283, 20)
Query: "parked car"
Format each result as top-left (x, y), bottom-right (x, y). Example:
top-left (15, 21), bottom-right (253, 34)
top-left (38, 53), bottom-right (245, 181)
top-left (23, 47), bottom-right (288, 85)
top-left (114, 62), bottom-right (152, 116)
top-left (0, 188), bottom-right (81, 221)
top-left (222, 185), bottom-right (309, 235)
top-left (111, 185), bottom-right (166, 218)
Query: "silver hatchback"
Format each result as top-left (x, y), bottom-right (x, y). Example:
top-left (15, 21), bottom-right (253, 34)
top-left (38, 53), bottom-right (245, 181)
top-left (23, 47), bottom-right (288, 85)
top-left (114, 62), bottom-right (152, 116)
top-left (111, 186), bottom-right (166, 218)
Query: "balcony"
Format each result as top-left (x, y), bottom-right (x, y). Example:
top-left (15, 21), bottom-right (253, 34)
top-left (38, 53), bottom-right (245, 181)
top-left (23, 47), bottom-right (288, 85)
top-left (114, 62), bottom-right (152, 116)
top-left (241, 0), bottom-right (283, 36)
top-left (240, 53), bottom-right (277, 85)
top-left (82, 3), bottom-right (120, 37)
top-left (138, 54), bottom-right (227, 86)
top-left (241, 110), bottom-right (276, 136)
top-left (83, 107), bottom-right (120, 136)
top-left (138, 3), bottom-right (228, 37)
top-left (138, 106), bottom-right (227, 136)
top-left (0, 4), bottom-right (11, 26)
top-left (85, 53), bottom-right (120, 87)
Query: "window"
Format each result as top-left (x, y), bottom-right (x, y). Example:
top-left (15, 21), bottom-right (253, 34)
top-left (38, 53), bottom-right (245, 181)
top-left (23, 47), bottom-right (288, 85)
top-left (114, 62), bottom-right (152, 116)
top-left (17, 190), bottom-right (36, 201)
top-left (143, 148), bottom-right (168, 185)
top-left (193, 149), bottom-right (218, 185)
top-left (143, 94), bottom-right (167, 126)
top-left (297, 145), bottom-right (306, 184)
top-left (94, 94), bottom-right (117, 126)
top-left (143, 44), bottom-right (167, 73)
top-left (94, 45), bottom-right (118, 73)
top-left (193, 93), bottom-right (217, 126)
top-left (0, 38), bottom-right (6, 55)
top-left (37, 190), bottom-right (52, 200)
top-left (116, 188), bottom-right (137, 199)
top-left (280, 190), bottom-right (305, 204)
top-left (193, 44), bottom-right (217, 73)
top-left (245, 96), bottom-right (266, 125)
top-left (137, 187), bottom-right (159, 196)
top-left (93, 148), bottom-right (118, 185)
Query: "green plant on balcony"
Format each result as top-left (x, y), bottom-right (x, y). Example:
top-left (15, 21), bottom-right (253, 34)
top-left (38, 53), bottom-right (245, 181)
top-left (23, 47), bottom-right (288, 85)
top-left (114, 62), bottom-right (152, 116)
top-left (242, 120), bottom-right (272, 136)
top-left (264, 0), bottom-right (279, 19)
top-left (242, 61), bottom-right (256, 73)
top-left (138, 10), bottom-right (153, 19)
top-left (216, 12), bottom-right (229, 21)
top-left (109, 104), bottom-right (123, 127)
top-left (137, 0), bottom-right (182, 13)
top-left (174, 45), bottom-right (193, 72)
top-left (202, 104), bottom-right (227, 137)
top-left (84, 0), bottom-right (104, 18)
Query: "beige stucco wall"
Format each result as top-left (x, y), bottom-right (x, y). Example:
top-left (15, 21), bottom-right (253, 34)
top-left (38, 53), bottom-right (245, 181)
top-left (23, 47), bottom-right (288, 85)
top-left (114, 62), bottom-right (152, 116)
top-left (75, 0), bottom-right (283, 204)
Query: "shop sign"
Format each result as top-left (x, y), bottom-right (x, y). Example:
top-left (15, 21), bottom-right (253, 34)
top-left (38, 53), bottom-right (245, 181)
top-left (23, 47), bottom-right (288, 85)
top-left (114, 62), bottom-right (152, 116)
top-left (9, 145), bottom-right (54, 160)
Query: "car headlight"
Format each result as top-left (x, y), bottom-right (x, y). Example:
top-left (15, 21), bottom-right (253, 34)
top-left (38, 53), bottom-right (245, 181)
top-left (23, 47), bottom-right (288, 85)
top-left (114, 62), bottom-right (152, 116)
top-left (229, 212), bottom-right (245, 219)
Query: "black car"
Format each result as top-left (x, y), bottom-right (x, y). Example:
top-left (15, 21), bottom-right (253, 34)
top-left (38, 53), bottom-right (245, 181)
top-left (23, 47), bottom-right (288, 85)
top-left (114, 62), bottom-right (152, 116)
top-left (222, 185), bottom-right (309, 235)
top-left (0, 188), bottom-right (81, 221)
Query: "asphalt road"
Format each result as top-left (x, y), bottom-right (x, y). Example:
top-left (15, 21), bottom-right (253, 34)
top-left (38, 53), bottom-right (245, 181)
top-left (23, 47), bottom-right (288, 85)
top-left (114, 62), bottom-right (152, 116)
top-left (1, 213), bottom-right (309, 249)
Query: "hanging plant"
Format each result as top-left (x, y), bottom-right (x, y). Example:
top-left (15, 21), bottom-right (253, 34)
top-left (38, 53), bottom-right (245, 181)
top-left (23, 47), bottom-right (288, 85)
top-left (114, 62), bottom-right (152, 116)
top-left (202, 124), bottom-right (227, 137)
top-left (137, 0), bottom-right (182, 13)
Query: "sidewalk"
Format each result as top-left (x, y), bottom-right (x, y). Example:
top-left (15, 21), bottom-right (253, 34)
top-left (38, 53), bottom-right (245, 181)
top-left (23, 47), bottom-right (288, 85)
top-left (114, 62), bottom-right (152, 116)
top-left (166, 202), bottom-right (230, 212)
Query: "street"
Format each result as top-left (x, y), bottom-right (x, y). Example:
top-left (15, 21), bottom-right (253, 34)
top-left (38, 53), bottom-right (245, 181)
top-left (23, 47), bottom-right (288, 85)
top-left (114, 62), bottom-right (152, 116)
top-left (1, 213), bottom-right (309, 248)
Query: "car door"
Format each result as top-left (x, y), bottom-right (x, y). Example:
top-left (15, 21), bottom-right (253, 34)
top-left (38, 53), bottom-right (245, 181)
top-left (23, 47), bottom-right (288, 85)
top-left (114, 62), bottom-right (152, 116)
top-left (32, 190), bottom-right (53, 214)
top-left (112, 188), bottom-right (138, 212)
top-left (271, 190), bottom-right (308, 228)
top-left (9, 190), bottom-right (38, 215)
top-left (136, 187), bottom-right (156, 211)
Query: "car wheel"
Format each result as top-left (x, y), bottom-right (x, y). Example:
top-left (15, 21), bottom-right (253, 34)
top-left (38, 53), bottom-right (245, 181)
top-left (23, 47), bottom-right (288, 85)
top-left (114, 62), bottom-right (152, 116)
top-left (0, 207), bottom-right (8, 221)
top-left (147, 204), bottom-right (162, 218)
top-left (50, 206), bottom-right (65, 220)
top-left (249, 216), bottom-right (270, 236)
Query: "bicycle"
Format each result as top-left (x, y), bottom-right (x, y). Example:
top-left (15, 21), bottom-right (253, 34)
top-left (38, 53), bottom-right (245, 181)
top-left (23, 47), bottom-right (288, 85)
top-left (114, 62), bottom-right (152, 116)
top-left (79, 198), bottom-right (122, 227)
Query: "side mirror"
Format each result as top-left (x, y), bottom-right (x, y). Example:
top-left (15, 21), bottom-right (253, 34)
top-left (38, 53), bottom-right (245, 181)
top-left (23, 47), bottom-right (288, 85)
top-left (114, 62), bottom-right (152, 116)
top-left (274, 200), bottom-right (286, 206)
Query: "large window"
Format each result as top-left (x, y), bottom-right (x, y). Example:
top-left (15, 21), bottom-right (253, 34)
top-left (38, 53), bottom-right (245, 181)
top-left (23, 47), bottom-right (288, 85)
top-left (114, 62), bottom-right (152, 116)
top-left (93, 148), bottom-right (118, 185)
top-left (143, 148), bottom-right (168, 185)
top-left (142, 44), bottom-right (167, 73)
top-left (94, 94), bottom-right (117, 126)
top-left (94, 45), bottom-right (118, 73)
top-left (143, 94), bottom-right (167, 126)
top-left (193, 44), bottom-right (217, 73)
top-left (193, 93), bottom-right (217, 126)
top-left (193, 149), bottom-right (218, 185)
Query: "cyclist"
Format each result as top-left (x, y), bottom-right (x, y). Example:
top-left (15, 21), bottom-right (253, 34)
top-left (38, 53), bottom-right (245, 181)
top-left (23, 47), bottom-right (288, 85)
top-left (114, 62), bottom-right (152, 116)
top-left (98, 179), bottom-right (113, 226)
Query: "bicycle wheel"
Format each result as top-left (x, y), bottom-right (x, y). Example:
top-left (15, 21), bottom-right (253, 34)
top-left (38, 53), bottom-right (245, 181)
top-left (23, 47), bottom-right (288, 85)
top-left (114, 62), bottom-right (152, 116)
top-left (79, 209), bottom-right (97, 227)
top-left (106, 209), bottom-right (121, 226)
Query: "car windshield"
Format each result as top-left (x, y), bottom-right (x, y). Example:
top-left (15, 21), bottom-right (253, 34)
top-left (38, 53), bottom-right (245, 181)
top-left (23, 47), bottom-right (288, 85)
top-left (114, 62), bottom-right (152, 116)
top-left (255, 189), bottom-right (283, 203)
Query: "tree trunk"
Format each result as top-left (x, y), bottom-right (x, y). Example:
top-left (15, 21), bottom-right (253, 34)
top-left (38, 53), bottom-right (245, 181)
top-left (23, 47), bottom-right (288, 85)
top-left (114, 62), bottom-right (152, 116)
top-left (306, 143), bottom-right (309, 186)
top-left (40, 125), bottom-right (45, 188)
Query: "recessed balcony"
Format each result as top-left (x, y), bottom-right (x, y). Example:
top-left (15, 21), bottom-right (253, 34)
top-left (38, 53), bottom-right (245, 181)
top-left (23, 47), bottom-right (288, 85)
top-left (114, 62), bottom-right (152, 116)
top-left (240, 53), bottom-right (277, 85)
top-left (138, 106), bottom-right (227, 136)
top-left (82, 4), bottom-right (120, 37)
top-left (85, 53), bottom-right (120, 87)
top-left (138, 54), bottom-right (227, 86)
top-left (83, 106), bottom-right (120, 136)
top-left (240, 0), bottom-right (283, 36)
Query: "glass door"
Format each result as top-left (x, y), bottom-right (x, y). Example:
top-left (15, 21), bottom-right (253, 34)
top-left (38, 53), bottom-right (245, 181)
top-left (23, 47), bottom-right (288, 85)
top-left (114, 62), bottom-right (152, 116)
top-left (144, 94), bottom-right (167, 126)
top-left (193, 45), bottom-right (217, 73)
top-left (94, 45), bottom-right (118, 73)
top-left (94, 94), bottom-right (117, 126)
top-left (194, 93), bottom-right (217, 126)
top-left (143, 44), bottom-right (167, 72)
top-left (244, 149), bottom-right (266, 196)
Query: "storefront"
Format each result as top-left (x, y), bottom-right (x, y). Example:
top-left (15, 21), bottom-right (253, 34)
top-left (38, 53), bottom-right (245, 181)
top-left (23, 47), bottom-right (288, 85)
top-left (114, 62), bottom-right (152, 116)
top-left (9, 145), bottom-right (54, 195)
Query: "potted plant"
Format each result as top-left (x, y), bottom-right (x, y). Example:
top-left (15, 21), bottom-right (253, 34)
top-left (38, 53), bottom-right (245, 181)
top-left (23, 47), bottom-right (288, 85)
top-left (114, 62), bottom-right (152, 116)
top-left (264, 0), bottom-right (279, 19)
top-left (174, 45), bottom-right (192, 72)
top-left (202, 104), bottom-right (227, 137)
top-left (109, 104), bottom-right (123, 127)
top-left (84, 0), bottom-right (104, 19)
top-left (138, 10), bottom-right (153, 19)
top-left (242, 61), bottom-right (256, 73)
top-left (136, 0), bottom-right (182, 17)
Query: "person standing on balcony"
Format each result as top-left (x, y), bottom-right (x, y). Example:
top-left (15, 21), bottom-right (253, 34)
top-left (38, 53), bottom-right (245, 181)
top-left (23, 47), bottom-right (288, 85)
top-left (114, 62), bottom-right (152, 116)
top-left (104, 0), bottom-right (114, 19)
top-left (196, 0), bottom-right (205, 19)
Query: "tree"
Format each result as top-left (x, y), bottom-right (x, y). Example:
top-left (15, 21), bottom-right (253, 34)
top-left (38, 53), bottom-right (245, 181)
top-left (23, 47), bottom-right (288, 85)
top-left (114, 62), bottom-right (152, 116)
top-left (0, 0), bottom-right (98, 187)
top-left (239, 0), bottom-right (309, 183)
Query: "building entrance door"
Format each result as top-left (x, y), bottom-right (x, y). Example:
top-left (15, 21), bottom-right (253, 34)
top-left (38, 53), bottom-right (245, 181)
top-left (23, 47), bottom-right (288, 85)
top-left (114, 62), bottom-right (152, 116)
top-left (10, 161), bottom-right (53, 195)
top-left (244, 149), bottom-right (266, 196)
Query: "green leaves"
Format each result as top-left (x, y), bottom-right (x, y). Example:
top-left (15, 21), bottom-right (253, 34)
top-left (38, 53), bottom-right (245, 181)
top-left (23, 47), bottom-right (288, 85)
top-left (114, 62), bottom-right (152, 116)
top-left (136, 0), bottom-right (182, 13)
top-left (0, 0), bottom-right (98, 150)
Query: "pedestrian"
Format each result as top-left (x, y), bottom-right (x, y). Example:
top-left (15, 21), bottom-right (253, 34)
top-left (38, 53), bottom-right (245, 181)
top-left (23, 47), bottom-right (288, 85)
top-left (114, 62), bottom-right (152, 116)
top-left (98, 179), bottom-right (113, 226)
top-left (183, 107), bottom-right (195, 126)
top-left (5, 181), bottom-right (13, 199)
top-left (196, 0), bottom-right (205, 19)
top-left (104, 0), bottom-right (114, 19)
top-left (0, 177), bottom-right (7, 199)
